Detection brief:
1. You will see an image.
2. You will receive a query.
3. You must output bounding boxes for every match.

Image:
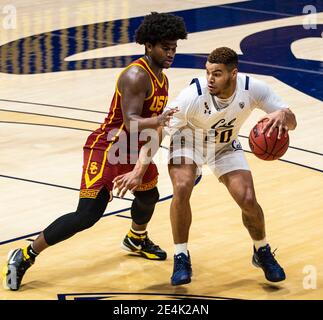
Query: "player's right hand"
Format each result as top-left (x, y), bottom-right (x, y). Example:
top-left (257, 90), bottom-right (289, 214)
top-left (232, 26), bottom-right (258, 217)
top-left (157, 107), bottom-right (179, 127)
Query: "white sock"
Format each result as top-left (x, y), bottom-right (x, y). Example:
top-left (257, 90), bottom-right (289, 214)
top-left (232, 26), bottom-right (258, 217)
top-left (175, 243), bottom-right (188, 256)
top-left (253, 238), bottom-right (268, 250)
top-left (131, 228), bottom-right (146, 234)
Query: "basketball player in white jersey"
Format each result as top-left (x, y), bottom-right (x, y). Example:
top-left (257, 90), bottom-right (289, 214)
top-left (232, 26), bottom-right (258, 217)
top-left (165, 47), bottom-right (297, 285)
top-left (113, 47), bottom-right (297, 286)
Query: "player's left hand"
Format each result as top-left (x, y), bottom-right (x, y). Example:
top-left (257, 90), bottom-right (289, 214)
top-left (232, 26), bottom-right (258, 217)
top-left (113, 171), bottom-right (143, 198)
top-left (258, 109), bottom-right (289, 139)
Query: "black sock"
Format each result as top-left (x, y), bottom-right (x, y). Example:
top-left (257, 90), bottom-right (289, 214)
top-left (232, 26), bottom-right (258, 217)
top-left (27, 244), bottom-right (39, 259)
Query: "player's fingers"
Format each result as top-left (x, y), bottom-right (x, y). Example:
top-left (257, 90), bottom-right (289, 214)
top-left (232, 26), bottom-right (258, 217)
top-left (284, 125), bottom-right (289, 138)
top-left (113, 179), bottom-right (123, 189)
top-left (113, 174), bottom-right (125, 184)
top-left (168, 108), bottom-right (178, 115)
top-left (258, 116), bottom-right (268, 124)
top-left (130, 184), bottom-right (139, 193)
top-left (116, 180), bottom-right (127, 192)
top-left (261, 119), bottom-right (272, 134)
top-left (115, 187), bottom-right (121, 197)
top-left (120, 187), bottom-right (128, 198)
top-left (266, 122), bottom-right (277, 137)
top-left (121, 181), bottom-right (133, 197)
top-left (277, 124), bottom-right (284, 139)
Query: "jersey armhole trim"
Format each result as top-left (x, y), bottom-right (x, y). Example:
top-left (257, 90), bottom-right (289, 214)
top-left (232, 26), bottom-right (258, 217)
top-left (190, 78), bottom-right (202, 96)
top-left (245, 75), bottom-right (250, 90)
top-left (115, 63), bottom-right (154, 100)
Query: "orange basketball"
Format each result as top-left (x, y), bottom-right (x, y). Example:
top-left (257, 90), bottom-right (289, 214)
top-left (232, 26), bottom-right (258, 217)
top-left (248, 120), bottom-right (289, 160)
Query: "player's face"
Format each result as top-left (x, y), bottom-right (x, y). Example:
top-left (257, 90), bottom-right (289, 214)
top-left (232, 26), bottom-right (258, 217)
top-left (205, 62), bottom-right (237, 97)
top-left (149, 40), bottom-right (178, 69)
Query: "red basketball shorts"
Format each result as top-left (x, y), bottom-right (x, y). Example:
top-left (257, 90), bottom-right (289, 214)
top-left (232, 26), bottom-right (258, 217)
top-left (79, 129), bottom-right (158, 199)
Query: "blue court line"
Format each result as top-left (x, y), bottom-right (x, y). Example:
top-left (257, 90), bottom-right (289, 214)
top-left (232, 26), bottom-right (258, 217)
top-left (0, 176), bottom-right (201, 246)
top-left (0, 174), bottom-right (133, 202)
top-left (2, 121), bottom-right (322, 157)
top-left (0, 121), bottom-right (93, 132)
top-left (0, 109), bottom-right (101, 125)
top-left (0, 98), bottom-right (106, 114)
top-left (217, 5), bottom-right (294, 17)
top-left (238, 134), bottom-right (323, 157)
top-left (57, 291), bottom-right (239, 300)
top-left (239, 60), bottom-right (323, 76)
top-left (0, 195), bottom-right (171, 246)
top-left (243, 150), bottom-right (323, 173)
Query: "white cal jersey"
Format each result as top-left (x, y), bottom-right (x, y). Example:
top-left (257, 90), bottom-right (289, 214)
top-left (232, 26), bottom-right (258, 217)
top-left (165, 74), bottom-right (288, 154)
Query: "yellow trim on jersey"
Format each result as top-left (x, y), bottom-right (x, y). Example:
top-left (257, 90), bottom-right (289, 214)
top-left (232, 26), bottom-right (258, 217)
top-left (85, 93), bottom-right (124, 189)
top-left (136, 176), bottom-right (158, 192)
top-left (115, 62), bottom-right (155, 101)
top-left (79, 189), bottom-right (100, 199)
top-left (84, 123), bottom-right (124, 189)
top-left (139, 58), bottom-right (165, 88)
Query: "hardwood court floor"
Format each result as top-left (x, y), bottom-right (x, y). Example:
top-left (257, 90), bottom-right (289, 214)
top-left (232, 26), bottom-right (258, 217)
top-left (0, 0), bottom-right (322, 300)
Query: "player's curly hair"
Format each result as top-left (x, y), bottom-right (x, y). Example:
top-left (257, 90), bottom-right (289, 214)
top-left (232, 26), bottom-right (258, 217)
top-left (135, 12), bottom-right (187, 45)
top-left (207, 47), bottom-right (238, 71)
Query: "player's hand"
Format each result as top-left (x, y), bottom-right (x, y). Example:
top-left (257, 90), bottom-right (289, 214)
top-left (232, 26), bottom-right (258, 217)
top-left (258, 110), bottom-right (289, 139)
top-left (157, 107), bottom-right (179, 127)
top-left (112, 171), bottom-right (143, 198)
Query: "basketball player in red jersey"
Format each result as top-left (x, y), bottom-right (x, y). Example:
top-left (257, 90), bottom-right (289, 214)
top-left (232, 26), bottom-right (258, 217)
top-left (2, 12), bottom-right (187, 291)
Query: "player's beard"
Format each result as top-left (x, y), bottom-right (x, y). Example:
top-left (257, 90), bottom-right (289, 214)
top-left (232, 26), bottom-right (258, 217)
top-left (214, 76), bottom-right (233, 97)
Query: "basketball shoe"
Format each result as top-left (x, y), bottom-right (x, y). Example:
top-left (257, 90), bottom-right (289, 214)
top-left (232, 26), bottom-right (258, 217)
top-left (171, 252), bottom-right (192, 286)
top-left (122, 230), bottom-right (167, 260)
top-left (252, 244), bottom-right (286, 282)
top-left (2, 248), bottom-right (35, 291)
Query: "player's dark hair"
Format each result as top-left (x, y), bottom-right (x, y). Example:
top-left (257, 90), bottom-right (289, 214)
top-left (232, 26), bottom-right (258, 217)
top-left (135, 12), bottom-right (187, 45)
top-left (207, 47), bottom-right (238, 71)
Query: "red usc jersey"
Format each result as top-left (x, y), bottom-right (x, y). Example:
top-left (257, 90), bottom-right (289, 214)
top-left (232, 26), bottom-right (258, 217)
top-left (84, 57), bottom-right (169, 151)
top-left (80, 57), bottom-right (168, 194)
top-left (104, 57), bottom-right (169, 130)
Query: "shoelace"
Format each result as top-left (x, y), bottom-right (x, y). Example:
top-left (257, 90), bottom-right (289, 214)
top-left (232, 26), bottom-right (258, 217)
top-left (174, 255), bottom-right (190, 272)
top-left (143, 237), bottom-right (160, 250)
top-left (16, 259), bottom-right (33, 280)
top-left (260, 248), bottom-right (278, 267)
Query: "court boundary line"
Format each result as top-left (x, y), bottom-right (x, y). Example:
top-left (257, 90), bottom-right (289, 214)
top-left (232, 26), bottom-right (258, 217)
top-left (0, 175), bottom-right (202, 246)
top-left (0, 98), bottom-right (106, 114)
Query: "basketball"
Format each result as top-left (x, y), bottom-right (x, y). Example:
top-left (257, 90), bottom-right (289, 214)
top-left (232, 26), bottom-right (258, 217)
top-left (248, 120), bottom-right (289, 160)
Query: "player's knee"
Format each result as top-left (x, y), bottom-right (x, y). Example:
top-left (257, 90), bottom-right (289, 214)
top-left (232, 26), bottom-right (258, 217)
top-left (172, 180), bottom-right (194, 201)
top-left (238, 190), bottom-right (257, 213)
top-left (134, 187), bottom-right (159, 205)
top-left (131, 188), bottom-right (159, 225)
top-left (75, 193), bottom-right (108, 230)
top-left (76, 208), bottom-right (103, 230)
top-left (131, 200), bottom-right (154, 225)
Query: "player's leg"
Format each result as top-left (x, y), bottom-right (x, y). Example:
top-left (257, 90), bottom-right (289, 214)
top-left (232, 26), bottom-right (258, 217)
top-left (122, 186), bottom-right (167, 260)
top-left (121, 163), bottom-right (167, 260)
top-left (169, 158), bottom-right (196, 246)
top-left (168, 157), bottom-right (197, 285)
top-left (220, 170), bottom-right (265, 240)
top-left (2, 143), bottom-right (111, 291)
top-left (2, 187), bottom-right (110, 291)
top-left (208, 146), bottom-right (267, 244)
top-left (220, 169), bottom-right (286, 282)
